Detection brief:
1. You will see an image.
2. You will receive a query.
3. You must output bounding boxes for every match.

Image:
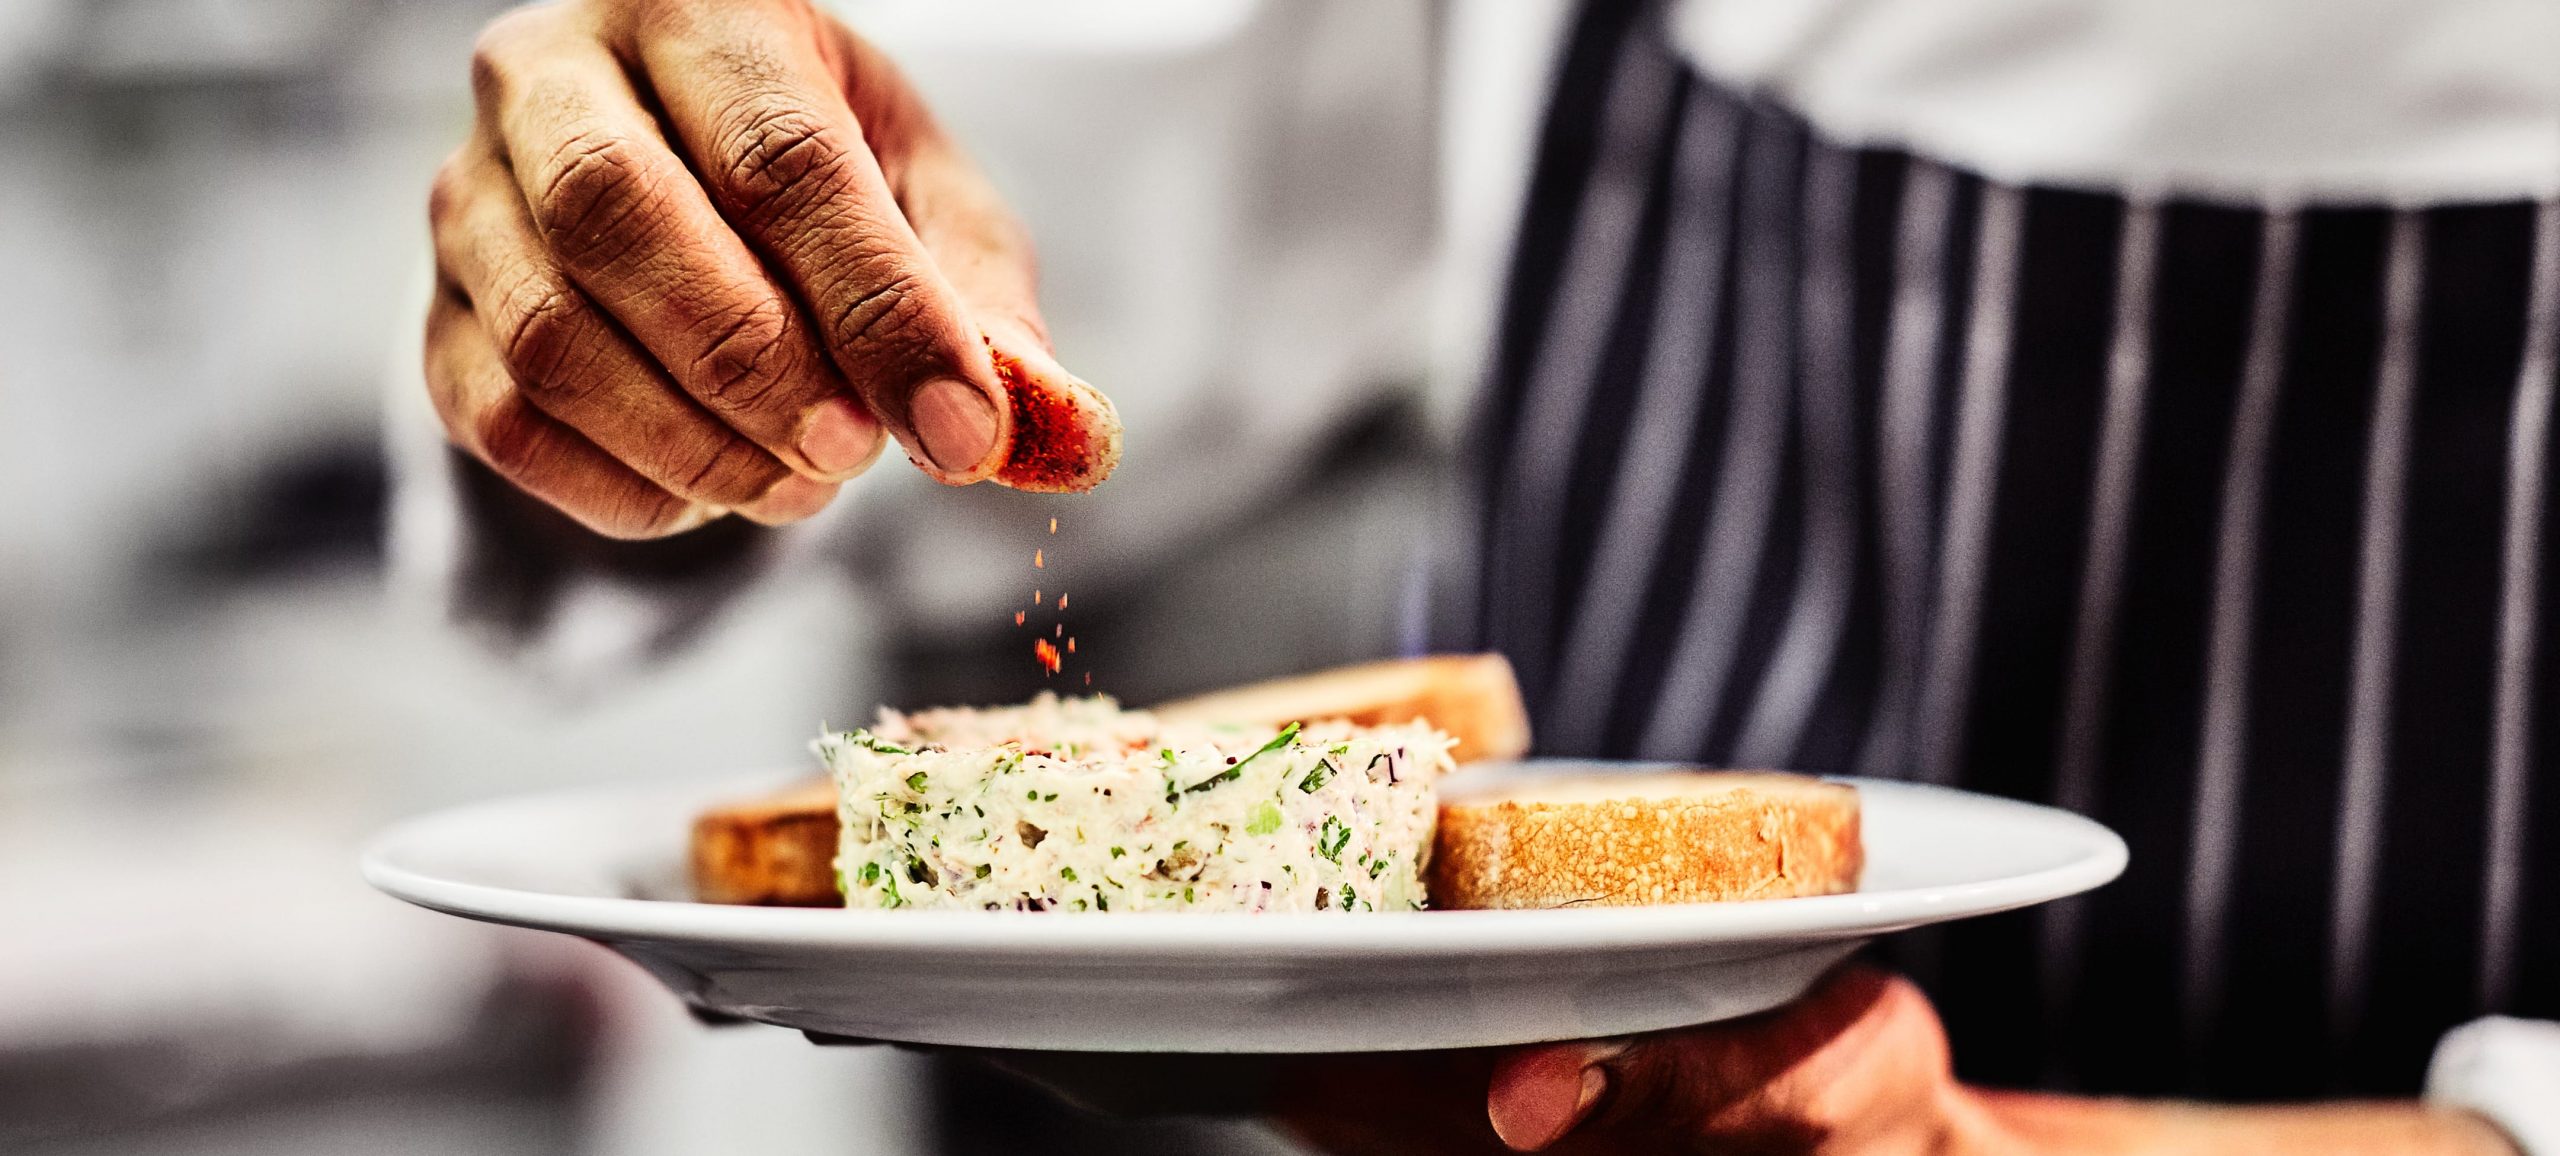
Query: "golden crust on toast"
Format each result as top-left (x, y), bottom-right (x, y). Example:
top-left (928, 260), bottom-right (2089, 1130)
top-left (1430, 771), bottom-right (1861, 909)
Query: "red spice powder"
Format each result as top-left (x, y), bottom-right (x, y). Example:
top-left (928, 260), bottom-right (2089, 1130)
top-left (1013, 610), bottom-right (1025, 626)
top-left (989, 347), bottom-right (1104, 492)
top-left (1033, 638), bottom-right (1062, 675)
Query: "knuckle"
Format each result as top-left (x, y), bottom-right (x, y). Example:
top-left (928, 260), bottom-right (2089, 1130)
top-left (468, 7), bottom-right (550, 104)
top-left (527, 127), bottom-right (664, 270)
top-left (713, 102), bottom-right (856, 226)
top-left (597, 490), bottom-right (701, 540)
top-left (493, 280), bottom-right (596, 395)
top-left (685, 299), bottom-right (800, 408)
top-left (824, 264), bottom-right (933, 361)
top-left (426, 154), bottom-right (471, 228)
top-left (474, 398), bottom-right (558, 479)
top-left (673, 436), bottom-right (787, 507)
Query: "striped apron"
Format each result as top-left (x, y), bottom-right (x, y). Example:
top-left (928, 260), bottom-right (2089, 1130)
top-left (1467, 0), bottom-right (2560, 1098)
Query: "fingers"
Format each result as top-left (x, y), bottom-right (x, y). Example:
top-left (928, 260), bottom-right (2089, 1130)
top-left (623, 1), bottom-right (1011, 482)
top-left (469, 4), bottom-right (885, 483)
top-left (430, 141), bottom-right (851, 526)
top-left (1484, 965), bottom-right (1920, 1152)
top-left (1484, 1041), bottom-right (1626, 1151)
top-left (841, 49), bottom-right (1119, 491)
top-left (424, 291), bottom-right (712, 540)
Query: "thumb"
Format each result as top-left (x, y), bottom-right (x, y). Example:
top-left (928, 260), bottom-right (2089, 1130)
top-left (896, 134), bottom-right (1121, 494)
top-left (1486, 1039), bottom-right (1629, 1152)
top-left (1484, 965), bottom-right (1907, 1152)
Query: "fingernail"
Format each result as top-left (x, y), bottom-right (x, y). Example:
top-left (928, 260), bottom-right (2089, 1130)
top-left (799, 396), bottom-right (883, 476)
top-left (1488, 1047), bottom-right (1617, 1152)
top-left (909, 376), bottom-right (1000, 473)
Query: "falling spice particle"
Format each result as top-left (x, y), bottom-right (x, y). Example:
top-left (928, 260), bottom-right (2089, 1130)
top-left (1084, 673), bottom-right (1092, 686)
top-left (1058, 592), bottom-right (1069, 610)
top-left (1067, 637), bottom-right (1077, 654)
top-left (1014, 611), bottom-right (1026, 626)
top-left (1054, 623), bottom-right (1062, 638)
top-left (1034, 549), bottom-right (1044, 569)
top-left (1049, 518), bottom-right (1058, 535)
top-left (1034, 638), bottom-right (1062, 675)
top-left (1034, 589), bottom-right (1042, 605)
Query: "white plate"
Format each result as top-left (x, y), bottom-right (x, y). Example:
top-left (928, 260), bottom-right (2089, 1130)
top-left (362, 763), bottom-right (2124, 1053)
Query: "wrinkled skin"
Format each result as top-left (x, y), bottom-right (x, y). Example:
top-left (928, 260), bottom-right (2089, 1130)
top-left (427, 0), bottom-right (1112, 538)
top-left (1270, 965), bottom-right (2516, 1156)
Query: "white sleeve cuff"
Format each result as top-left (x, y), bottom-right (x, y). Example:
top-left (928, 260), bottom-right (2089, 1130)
top-left (2427, 1016), bottom-right (2560, 1155)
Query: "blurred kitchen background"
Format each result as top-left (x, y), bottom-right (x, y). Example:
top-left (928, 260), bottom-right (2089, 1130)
top-left (0, 0), bottom-right (1494, 1151)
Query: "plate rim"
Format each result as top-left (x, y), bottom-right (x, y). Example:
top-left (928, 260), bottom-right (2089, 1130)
top-left (361, 769), bottom-right (2127, 958)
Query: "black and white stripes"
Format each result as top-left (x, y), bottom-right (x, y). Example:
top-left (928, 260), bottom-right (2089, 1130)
top-left (1465, 6), bottom-right (2560, 1098)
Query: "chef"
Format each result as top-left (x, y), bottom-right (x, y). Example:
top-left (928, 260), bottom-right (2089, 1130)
top-left (400, 0), bottom-right (2560, 1151)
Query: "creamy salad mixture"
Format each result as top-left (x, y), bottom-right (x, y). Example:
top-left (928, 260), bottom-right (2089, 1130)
top-left (816, 694), bottom-right (1452, 913)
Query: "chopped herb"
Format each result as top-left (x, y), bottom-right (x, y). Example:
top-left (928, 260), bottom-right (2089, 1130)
top-left (1160, 748), bottom-right (1178, 765)
top-left (905, 771), bottom-right (929, 792)
top-left (1245, 800), bottom-right (1283, 835)
top-left (858, 861), bottom-right (882, 885)
top-left (1026, 789), bottom-right (1039, 801)
top-left (1072, 899), bottom-right (1089, 911)
top-left (1369, 857), bottom-right (1390, 879)
top-left (1060, 866), bottom-right (1079, 882)
top-left (1184, 722), bottom-right (1301, 793)
top-left (1095, 893), bottom-right (1109, 911)
top-left (1109, 846), bottom-right (1127, 858)
top-left (1318, 815), bottom-right (1351, 862)
top-left (1328, 742), bottom-right (1351, 756)
top-left (1044, 793), bottom-right (1059, 802)
top-left (974, 805), bottom-right (985, 817)
top-left (846, 730), bottom-right (913, 755)
top-left (1183, 885), bottom-right (1196, 902)
top-left (975, 863), bottom-right (992, 879)
top-left (1341, 883), bottom-right (1358, 910)
top-left (1296, 759), bottom-right (1335, 794)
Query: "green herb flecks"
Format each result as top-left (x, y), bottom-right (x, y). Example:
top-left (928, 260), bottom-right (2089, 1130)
top-left (1184, 722), bottom-right (1301, 794)
top-left (975, 863), bottom-right (992, 879)
top-left (846, 730), bottom-right (913, 755)
top-left (1060, 866), bottom-right (1079, 882)
top-left (1317, 815), bottom-right (1351, 862)
top-left (905, 771), bottom-right (929, 792)
top-left (1296, 759), bottom-right (1335, 794)
top-left (1245, 800), bottom-right (1283, 835)
top-left (1341, 883), bottom-right (1358, 910)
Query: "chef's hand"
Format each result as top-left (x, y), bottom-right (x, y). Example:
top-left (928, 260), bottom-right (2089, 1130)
top-left (1273, 965), bottom-right (2516, 1156)
top-left (429, 0), bottom-right (1096, 538)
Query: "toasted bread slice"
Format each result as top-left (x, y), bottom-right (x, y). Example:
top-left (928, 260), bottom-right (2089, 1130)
top-left (1429, 770), bottom-right (1861, 909)
top-left (1152, 653), bottom-right (1530, 764)
top-left (689, 778), bottom-right (843, 906)
top-left (690, 653), bottom-right (1532, 905)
